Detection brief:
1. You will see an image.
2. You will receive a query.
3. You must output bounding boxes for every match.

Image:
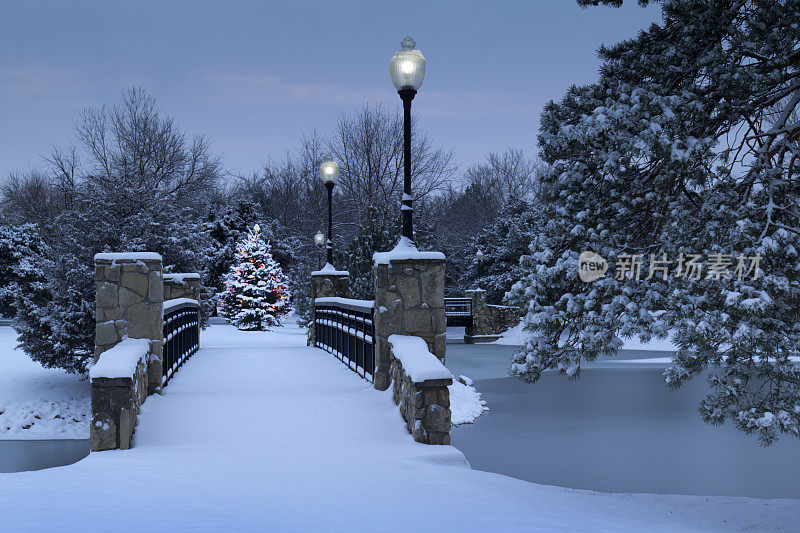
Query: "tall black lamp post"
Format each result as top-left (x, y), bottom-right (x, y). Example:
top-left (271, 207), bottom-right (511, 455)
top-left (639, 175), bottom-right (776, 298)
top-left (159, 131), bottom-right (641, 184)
top-left (313, 231), bottom-right (326, 268)
top-left (475, 249), bottom-right (485, 287)
top-left (390, 36), bottom-right (426, 244)
top-left (319, 157), bottom-right (339, 265)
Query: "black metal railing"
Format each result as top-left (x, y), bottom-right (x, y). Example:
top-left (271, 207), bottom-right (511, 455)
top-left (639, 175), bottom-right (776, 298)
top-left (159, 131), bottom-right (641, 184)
top-left (314, 297), bottom-right (375, 382)
top-left (445, 297), bottom-right (473, 327)
top-left (162, 299), bottom-right (200, 386)
top-left (444, 297), bottom-right (472, 317)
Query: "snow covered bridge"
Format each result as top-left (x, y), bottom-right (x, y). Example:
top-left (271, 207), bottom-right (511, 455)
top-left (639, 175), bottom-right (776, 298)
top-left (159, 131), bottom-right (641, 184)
top-left (5, 320), bottom-right (798, 531)
top-left (445, 290), bottom-right (521, 343)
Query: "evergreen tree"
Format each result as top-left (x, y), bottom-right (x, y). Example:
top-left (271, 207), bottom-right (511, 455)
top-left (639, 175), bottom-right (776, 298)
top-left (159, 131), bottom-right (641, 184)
top-left (15, 249), bottom-right (95, 374)
top-left (333, 207), bottom-right (399, 300)
top-left (11, 89), bottom-right (220, 374)
top-left (460, 199), bottom-right (538, 304)
top-left (512, 0), bottom-right (800, 444)
top-left (202, 200), bottom-right (260, 294)
top-left (0, 224), bottom-right (47, 318)
top-left (218, 224), bottom-right (290, 330)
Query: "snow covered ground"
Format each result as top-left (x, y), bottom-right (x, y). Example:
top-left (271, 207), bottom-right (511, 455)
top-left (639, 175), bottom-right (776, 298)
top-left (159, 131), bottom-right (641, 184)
top-left (0, 327), bottom-right (89, 439)
top-left (2, 320), bottom-right (798, 531)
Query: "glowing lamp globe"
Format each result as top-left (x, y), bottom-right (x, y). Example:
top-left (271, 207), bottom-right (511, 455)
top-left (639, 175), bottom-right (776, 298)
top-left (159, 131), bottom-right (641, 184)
top-left (390, 36), bottom-right (426, 92)
top-left (314, 231), bottom-right (326, 247)
top-left (319, 158), bottom-right (339, 185)
top-left (476, 250), bottom-right (484, 261)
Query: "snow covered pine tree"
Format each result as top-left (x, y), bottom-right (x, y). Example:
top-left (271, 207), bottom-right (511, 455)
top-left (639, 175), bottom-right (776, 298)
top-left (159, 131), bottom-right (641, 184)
top-left (0, 224), bottom-right (48, 319)
top-left (218, 224), bottom-right (290, 330)
top-left (510, 0), bottom-right (800, 444)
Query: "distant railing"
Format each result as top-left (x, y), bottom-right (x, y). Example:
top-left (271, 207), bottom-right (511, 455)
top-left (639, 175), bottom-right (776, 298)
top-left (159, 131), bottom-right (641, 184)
top-left (162, 298), bottom-right (200, 386)
top-left (444, 297), bottom-right (472, 317)
top-left (314, 297), bottom-right (375, 382)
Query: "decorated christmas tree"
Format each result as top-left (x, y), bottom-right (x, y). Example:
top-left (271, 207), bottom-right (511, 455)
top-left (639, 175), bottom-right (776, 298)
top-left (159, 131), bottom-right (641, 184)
top-left (218, 224), bottom-right (290, 330)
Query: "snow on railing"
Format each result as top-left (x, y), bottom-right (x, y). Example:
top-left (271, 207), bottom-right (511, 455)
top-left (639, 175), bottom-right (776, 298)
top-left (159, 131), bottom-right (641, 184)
top-left (163, 297), bottom-right (199, 313)
top-left (314, 296), bottom-right (375, 310)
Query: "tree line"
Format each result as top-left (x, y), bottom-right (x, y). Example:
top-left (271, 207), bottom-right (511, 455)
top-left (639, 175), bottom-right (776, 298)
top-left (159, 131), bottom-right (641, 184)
top-left (0, 87), bottom-right (540, 373)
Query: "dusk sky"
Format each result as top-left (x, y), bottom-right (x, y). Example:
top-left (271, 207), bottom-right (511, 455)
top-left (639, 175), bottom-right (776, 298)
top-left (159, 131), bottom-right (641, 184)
top-left (0, 0), bottom-right (661, 182)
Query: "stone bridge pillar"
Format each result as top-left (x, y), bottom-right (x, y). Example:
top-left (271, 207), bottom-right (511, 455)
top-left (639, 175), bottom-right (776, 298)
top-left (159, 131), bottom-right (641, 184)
top-left (464, 289), bottom-right (520, 343)
top-left (309, 264), bottom-right (349, 345)
top-left (94, 253), bottom-right (164, 395)
top-left (373, 245), bottom-right (446, 391)
top-left (163, 273), bottom-right (200, 301)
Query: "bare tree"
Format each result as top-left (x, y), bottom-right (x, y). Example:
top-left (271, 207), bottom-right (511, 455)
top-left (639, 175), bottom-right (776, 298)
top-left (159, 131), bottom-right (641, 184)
top-left (76, 87), bottom-right (222, 217)
top-left (0, 170), bottom-right (62, 225)
top-left (329, 104), bottom-right (455, 229)
top-left (464, 148), bottom-right (541, 205)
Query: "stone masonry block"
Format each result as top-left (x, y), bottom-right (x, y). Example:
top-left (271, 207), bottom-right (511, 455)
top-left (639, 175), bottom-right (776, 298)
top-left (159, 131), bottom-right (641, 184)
top-left (104, 265), bottom-right (122, 282)
top-left (119, 287), bottom-right (143, 308)
top-left (423, 404), bottom-right (451, 434)
top-left (148, 271), bottom-right (163, 302)
top-left (420, 267), bottom-right (445, 308)
top-left (404, 309), bottom-right (432, 333)
top-left (122, 271), bottom-right (149, 298)
top-left (96, 282), bottom-right (118, 308)
top-left (395, 275), bottom-right (421, 308)
top-left (95, 322), bottom-right (119, 347)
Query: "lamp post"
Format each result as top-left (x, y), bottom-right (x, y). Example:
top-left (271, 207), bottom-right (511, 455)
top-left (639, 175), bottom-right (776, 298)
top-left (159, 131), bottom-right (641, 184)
top-left (475, 249), bottom-right (484, 282)
top-left (319, 157), bottom-right (339, 265)
top-left (313, 231), bottom-right (326, 269)
top-left (390, 36), bottom-right (426, 244)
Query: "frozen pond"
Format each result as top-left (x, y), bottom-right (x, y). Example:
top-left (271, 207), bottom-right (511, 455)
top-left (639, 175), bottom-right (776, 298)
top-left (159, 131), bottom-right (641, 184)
top-left (0, 440), bottom-right (88, 473)
top-left (446, 336), bottom-right (800, 500)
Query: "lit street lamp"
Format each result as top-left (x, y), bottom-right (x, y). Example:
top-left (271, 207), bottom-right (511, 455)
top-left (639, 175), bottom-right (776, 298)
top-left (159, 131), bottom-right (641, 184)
top-left (390, 36), bottom-right (426, 243)
top-left (313, 231), bottom-right (326, 248)
top-left (476, 249), bottom-right (484, 281)
top-left (319, 157), bottom-right (339, 265)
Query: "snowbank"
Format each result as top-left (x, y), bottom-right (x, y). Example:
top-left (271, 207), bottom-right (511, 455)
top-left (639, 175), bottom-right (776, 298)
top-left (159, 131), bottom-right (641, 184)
top-left (491, 322), bottom-right (530, 346)
top-left (373, 237), bottom-right (445, 265)
top-left (0, 327), bottom-right (89, 439)
top-left (89, 338), bottom-right (150, 380)
top-left (388, 334), bottom-right (452, 382)
top-left (450, 376), bottom-right (488, 426)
